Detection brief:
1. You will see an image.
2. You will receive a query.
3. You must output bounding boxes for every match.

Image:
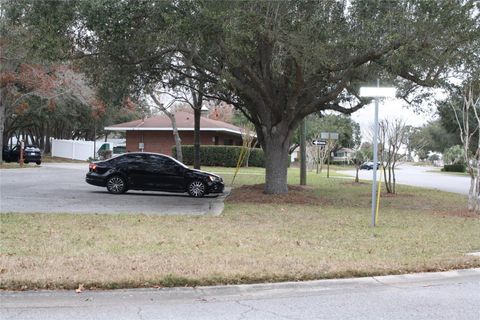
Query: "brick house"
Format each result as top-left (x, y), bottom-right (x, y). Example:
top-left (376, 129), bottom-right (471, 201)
top-left (104, 112), bottom-right (245, 156)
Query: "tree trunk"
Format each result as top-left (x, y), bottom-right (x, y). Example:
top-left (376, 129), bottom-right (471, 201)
top-left (475, 153), bottom-right (480, 213)
top-left (149, 93), bottom-right (183, 162)
top-left (383, 166), bottom-right (392, 194)
top-left (355, 167), bottom-right (359, 183)
top-left (0, 93), bottom-right (6, 163)
top-left (263, 132), bottom-right (291, 194)
top-left (468, 166), bottom-right (475, 211)
top-left (45, 124), bottom-right (51, 154)
top-left (193, 107), bottom-right (201, 169)
top-left (168, 112), bottom-right (183, 163)
top-left (392, 166), bottom-right (396, 194)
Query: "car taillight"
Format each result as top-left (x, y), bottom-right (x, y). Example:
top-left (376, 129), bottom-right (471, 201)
top-left (89, 163), bottom-right (97, 171)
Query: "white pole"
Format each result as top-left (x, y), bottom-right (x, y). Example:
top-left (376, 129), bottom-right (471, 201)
top-left (371, 79), bottom-right (380, 227)
top-left (72, 140), bottom-right (76, 160)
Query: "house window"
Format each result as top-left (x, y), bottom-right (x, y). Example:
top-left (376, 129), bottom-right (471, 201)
top-left (224, 139), bottom-right (233, 145)
top-left (214, 136), bottom-right (219, 145)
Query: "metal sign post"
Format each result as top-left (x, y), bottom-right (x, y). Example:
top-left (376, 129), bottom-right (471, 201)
top-left (360, 81), bottom-right (395, 227)
top-left (320, 132), bottom-right (338, 178)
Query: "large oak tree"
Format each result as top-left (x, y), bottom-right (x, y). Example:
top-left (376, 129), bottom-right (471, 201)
top-left (17, 0), bottom-right (479, 193)
top-left (176, 0), bottom-right (479, 193)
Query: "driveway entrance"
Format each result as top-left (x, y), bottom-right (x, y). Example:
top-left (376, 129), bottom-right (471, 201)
top-left (0, 163), bottom-right (228, 215)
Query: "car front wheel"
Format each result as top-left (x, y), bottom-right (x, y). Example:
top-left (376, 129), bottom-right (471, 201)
top-left (106, 175), bottom-right (127, 194)
top-left (36, 161), bottom-right (41, 165)
top-left (187, 180), bottom-right (206, 197)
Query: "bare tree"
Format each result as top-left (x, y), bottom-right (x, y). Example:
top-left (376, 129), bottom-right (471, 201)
top-left (239, 124), bottom-right (257, 168)
top-left (306, 137), bottom-right (336, 174)
top-left (378, 119), bottom-right (408, 194)
top-left (450, 84), bottom-right (480, 213)
top-left (153, 84), bottom-right (205, 168)
top-left (149, 91), bottom-right (183, 163)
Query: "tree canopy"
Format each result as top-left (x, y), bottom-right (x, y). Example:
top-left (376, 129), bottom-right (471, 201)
top-left (11, 0), bottom-right (480, 193)
top-left (293, 113), bottom-right (361, 150)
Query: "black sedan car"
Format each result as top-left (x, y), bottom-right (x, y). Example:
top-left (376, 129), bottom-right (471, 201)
top-left (2, 145), bottom-right (42, 165)
top-left (86, 152), bottom-right (224, 197)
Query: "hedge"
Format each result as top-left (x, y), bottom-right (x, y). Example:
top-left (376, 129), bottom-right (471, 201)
top-left (442, 163), bottom-right (466, 173)
top-left (172, 145), bottom-right (265, 167)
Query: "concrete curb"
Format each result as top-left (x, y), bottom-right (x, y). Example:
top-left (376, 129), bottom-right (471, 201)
top-left (208, 187), bottom-right (231, 216)
top-left (1, 269), bottom-right (478, 302)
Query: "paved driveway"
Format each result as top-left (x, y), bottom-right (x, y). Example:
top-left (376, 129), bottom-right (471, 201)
top-left (342, 164), bottom-right (469, 195)
top-left (0, 163), bottom-right (228, 215)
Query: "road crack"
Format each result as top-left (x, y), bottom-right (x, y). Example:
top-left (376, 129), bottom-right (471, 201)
top-left (137, 306), bottom-right (144, 320)
top-left (235, 300), bottom-right (299, 320)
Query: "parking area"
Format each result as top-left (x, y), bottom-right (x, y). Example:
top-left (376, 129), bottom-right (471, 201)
top-left (0, 163), bottom-right (229, 215)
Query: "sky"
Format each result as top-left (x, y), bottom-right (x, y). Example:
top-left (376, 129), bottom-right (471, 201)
top-left (350, 98), bottom-right (437, 141)
top-left (155, 89), bottom-right (439, 144)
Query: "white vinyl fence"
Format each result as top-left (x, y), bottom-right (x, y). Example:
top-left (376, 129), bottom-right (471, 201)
top-left (51, 139), bottom-right (96, 161)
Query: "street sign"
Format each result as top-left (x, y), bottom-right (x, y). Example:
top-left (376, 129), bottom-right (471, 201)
top-left (320, 132), bottom-right (339, 140)
top-left (312, 140), bottom-right (326, 146)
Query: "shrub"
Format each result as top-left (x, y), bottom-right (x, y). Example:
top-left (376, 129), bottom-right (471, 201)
top-left (442, 163), bottom-right (466, 173)
top-left (172, 145), bottom-right (265, 167)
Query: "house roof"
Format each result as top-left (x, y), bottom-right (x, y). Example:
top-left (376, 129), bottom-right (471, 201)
top-left (105, 111), bottom-right (244, 135)
top-left (336, 147), bottom-right (355, 153)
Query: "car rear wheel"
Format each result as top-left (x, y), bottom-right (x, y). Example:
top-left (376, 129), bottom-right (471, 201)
top-left (106, 175), bottom-right (127, 194)
top-left (36, 161), bottom-right (41, 165)
top-left (187, 180), bottom-right (206, 197)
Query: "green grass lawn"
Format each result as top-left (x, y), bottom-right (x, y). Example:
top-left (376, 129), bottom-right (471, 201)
top-left (427, 169), bottom-right (470, 177)
top-left (0, 166), bottom-right (479, 290)
top-left (0, 156), bottom-right (86, 169)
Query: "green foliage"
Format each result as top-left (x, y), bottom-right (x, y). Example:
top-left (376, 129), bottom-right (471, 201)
top-left (443, 145), bottom-right (465, 165)
top-left (294, 114), bottom-right (361, 149)
top-left (408, 121), bottom-right (458, 156)
top-left (12, 0), bottom-right (480, 192)
top-left (172, 145), bottom-right (265, 167)
top-left (428, 154), bottom-right (440, 162)
top-left (231, 111), bottom-right (252, 128)
top-left (437, 86), bottom-right (479, 155)
top-left (442, 163), bottom-right (467, 173)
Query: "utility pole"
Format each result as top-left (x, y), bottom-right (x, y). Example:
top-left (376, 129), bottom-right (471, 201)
top-left (300, 118), bottom-right (307, 185)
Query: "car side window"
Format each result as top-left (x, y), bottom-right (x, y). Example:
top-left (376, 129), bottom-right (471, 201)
top-left (111, 154), bottom-right (143, 166)
top-left (145, 155), bottom-right (179, 175)
top-left (162, 158), bottom-right (181, 175)
top-left (143, 155), bottom-right (163, 173)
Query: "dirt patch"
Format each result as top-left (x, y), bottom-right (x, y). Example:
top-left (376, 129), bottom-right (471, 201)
top-left (340, 181), bottom-right (369, 186)
top-left (433, 209), bottom-right (480, 218)
top-left (362, 192), bottom-right (416, 198)
top-left (227, 184), bottom-right (330, 205)
top-left (380, 193), bottom-right (415, 198)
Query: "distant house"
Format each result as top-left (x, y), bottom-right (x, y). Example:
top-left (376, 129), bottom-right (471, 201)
top-left (332, 147), bottom-right (355, 164)
top-left (104, 112), bottom-right (245, 156)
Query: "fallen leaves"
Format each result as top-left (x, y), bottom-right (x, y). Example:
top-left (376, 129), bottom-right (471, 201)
top-left (75, 283), bottom-right (84, 293)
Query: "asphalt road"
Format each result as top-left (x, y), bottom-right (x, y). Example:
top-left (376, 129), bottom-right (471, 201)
top-left (0, 163), bottom-right (228, 215)
top-left (1, 269), bottom-right (479, 320)
top-left (343, 164), bottom-right (469, 195)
